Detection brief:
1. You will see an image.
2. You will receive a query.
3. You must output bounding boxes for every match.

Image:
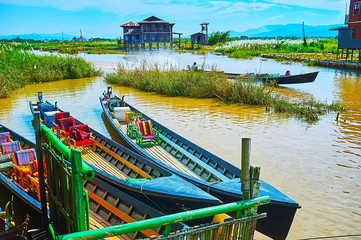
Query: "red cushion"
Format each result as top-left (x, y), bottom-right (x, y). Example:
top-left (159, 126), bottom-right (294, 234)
top-left (54, 112), bottom-right (70, 125)
top-left (74, 139), bottom-right (94, 146)
top-left (59, 117), bottom-right (76, 132)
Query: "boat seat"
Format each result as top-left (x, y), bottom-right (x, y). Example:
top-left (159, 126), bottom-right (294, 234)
top-left (59, 117), bottom-right (77, 136)
top-left (54, 112), bottom-right (71, 126)
top-left (135, 120), bottom-right (161, 147)
top-left (12, 149), bottom-right (40, 189)
top-left (69, 124), bottom-right (95, 148)
top-left (1, 141), bottom-right (20, 155)
top-left (52, 112), bottom-right (71, 135)
top-left (126, 113), bottom-right (143, 138)
top-left (0, 132), bottom-right (10, 144)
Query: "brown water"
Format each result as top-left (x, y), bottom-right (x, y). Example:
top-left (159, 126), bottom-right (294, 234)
top-left (0, 52), bottom-right (360, 239)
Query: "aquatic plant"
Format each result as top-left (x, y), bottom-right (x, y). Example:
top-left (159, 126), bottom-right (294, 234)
top-left (0, 44), bottom-right (101, 98)
top-left (105, 62), bottom-right (347, 123)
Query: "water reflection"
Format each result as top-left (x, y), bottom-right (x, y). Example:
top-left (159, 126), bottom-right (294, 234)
top-left (0, 52), bottom-right (360, 239)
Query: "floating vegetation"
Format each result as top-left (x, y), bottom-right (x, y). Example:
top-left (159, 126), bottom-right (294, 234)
top-left (0, 44), bottom-right (101, 98)
top-left (105, 62), bottom-right (347, 123)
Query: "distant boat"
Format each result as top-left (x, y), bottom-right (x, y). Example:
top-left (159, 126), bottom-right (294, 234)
top-left (225, 71), bottom-right (319, 85)
top-left (100, 87), bottom-right (300, 240)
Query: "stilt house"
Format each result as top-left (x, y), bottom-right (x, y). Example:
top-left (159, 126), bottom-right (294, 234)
top-left (120, 16), bottom-right (182, 50)
top-left (331, 0), bottom-right (361, 61)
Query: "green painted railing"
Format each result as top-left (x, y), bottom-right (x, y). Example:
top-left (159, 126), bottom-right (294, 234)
top-left (35, 113), bottom-right (95, 236)
top-left (58, 196), bottom-right (270, 240)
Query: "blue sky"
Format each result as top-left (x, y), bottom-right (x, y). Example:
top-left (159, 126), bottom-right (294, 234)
top-left (0, 0), bottom-right (346, 38)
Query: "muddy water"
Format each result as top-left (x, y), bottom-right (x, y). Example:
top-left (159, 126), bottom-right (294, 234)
top-left (0, 51), bottom-right (360, 239)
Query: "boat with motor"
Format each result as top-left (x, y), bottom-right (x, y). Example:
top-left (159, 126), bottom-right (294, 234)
top-left (100, 86), bottom-right (300, 240)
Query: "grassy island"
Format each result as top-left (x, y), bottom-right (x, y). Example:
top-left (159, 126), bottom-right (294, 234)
top-left (105, 64), bottom-right (346, 123)
top-left (0, 45), bottom-right (101, 98)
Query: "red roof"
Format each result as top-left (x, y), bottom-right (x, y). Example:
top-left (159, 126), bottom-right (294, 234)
top-left (120, 22), bottom-right (139, 27)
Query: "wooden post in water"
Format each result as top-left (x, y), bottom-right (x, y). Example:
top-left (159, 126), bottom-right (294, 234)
top-left (34, 112), bottom-right (49, 228)
top-left (241, 138), bottom-right (251, 201)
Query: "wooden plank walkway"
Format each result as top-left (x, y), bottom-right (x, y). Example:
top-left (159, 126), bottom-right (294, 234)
top-left (81, 147), bottom-right (127, 180)
top-left (118, 123), bottom-right (201, 180)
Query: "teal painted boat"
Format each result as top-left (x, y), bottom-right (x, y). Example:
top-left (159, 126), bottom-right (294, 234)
top-left (100, 87), bottom-right (300, 240)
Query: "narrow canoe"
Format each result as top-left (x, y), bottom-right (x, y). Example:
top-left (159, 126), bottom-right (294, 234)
top-left (0, 124), bottom-right (185, 239)
top-left (100, 92), bottom-right (301, 240)
top-left (29, 96), bottom-right (222, 214)
top-left (227, 71), bottom-right (319, 85)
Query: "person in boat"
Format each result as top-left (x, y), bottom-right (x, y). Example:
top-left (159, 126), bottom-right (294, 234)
top-left (53, 101), bottom-right (58, 111)
top-left (285, 70), bottom-right (291, 76)
top-left (191, 62), bottom-right (198, 71)
top-left (120, 96), bottom-right (125, 107)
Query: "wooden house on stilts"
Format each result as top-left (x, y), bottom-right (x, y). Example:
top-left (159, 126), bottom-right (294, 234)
top-left (120, 16), bottom-right (182, 51)
top-left (331, 0), bottom-right (361, 62)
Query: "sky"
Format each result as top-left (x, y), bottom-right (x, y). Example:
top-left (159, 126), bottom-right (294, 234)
top-left (0, 0), bottom-right (347, 38)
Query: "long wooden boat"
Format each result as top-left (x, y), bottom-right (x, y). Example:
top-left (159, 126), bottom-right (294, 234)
top-left (0, 124), bottom-right (186, 239)
top-left (225, 71), bottom-right (318, 85)
top-left (29, 95), bottom-right (222, 215)
top-left (100, 89), bottom-right (301, 240)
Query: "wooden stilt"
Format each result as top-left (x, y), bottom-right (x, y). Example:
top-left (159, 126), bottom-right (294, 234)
top-left (351, 49), bottom-right (354, 62)
top-left (157, 43), bottom-right (159, 50)
top-left (341, 49), bottom-right (344, 59)
top-left (346, 49), bottom-right (349, 61)
top-left (336, 48), bottom-right (339, 60)
top-left (149, 43), bottom-right (152, 50)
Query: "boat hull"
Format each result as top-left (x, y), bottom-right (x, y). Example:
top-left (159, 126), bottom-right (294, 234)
top-left (29, 100), bottom-right (222, 210)
top-left (0, 124), bottom-right (186, 238)
top-left (100, 97), bottom-right (300, 240)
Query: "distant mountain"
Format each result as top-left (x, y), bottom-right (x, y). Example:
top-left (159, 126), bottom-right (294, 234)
top-left (0, 33), bottom-right (77, 40)
top-left (229, 24), bottom-right (342, 38)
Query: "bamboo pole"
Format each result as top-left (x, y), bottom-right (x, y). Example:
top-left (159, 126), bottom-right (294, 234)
top-left (58, 196), bottom-right (270, 240)
top-left (34, 112), bottom-right (49, 228)
top-left (241, 138), bottom-right (251, 201)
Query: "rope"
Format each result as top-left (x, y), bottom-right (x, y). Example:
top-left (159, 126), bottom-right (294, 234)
top-left (298, 234), bottom-right (361, 240)
top-left (140, 180), bottom-right (166, 214)
top-left (207, 180), bottom-right (223, 193)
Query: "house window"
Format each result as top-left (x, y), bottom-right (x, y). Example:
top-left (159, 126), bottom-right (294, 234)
top-left (354, 2), bottom-right (360, 15)
top-left (352, 27), bottom-right (358, 39)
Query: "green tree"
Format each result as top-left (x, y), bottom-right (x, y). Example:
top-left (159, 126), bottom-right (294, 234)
top-left (208, 31), bottom-right (231, 45)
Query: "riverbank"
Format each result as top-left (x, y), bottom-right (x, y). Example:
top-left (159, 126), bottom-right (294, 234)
top-left (105, 63), bottom-right (346, 123)
top-left (0, 45), bottom-right (101, 98)
top-left (262, 53), bottom-right (361, 71)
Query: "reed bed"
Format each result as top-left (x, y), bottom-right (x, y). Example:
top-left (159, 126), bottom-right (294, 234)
top-left (105, 63), bottom-right (346, 123)
top-left (0, 44), bottom-right (101, 98)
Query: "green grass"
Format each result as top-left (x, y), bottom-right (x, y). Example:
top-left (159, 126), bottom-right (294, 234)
top-left (105, 63), bottom-right (346, 123)
top-left (0, 44), bottom-right (101, 98)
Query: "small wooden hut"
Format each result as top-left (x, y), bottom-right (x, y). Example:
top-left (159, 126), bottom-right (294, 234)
top-left (190, 23), bottom-right (209, 49)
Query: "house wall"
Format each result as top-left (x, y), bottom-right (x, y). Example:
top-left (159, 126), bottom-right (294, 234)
top-left (348, 0), bottom-right (361, 39)
top-left (338, 28), bottom-right (361, 48)
top-left (140, 23), bottom-right (173, 43)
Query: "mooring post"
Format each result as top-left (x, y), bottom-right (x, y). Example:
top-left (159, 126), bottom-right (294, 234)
top-left (34, 112), bottom-right (49, 228)
top-left (241, 138), bottom-right (251, 201)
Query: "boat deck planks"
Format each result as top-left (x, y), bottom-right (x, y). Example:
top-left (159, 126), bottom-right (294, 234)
top-left (89, 210), bottom-right (125, 240)
top-left (81, 147), bottom-right (128, 180)
top-left (118, 122), bottom-right (201, 180)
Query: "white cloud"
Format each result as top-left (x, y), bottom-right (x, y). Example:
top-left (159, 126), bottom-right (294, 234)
top-left (263, 0), bottom-right (345, 11)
